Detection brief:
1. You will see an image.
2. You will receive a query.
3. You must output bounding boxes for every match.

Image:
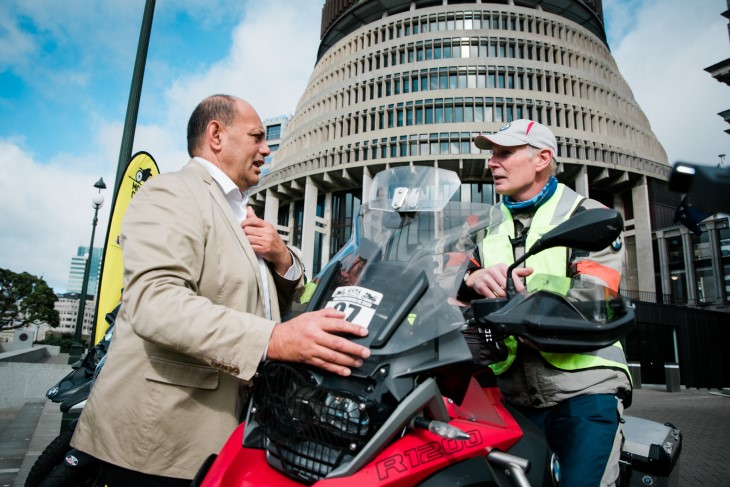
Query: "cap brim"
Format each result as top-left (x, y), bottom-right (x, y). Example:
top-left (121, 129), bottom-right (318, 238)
top-left (474, 135), bottom-right (493, 150)
top-left (474, 133), bottom-right (529, 150)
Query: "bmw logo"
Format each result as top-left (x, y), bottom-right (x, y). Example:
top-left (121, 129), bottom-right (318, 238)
top-left (610, 235), bottom-right (623, 253)
top-left (64, 454), bottom-right (79, 467)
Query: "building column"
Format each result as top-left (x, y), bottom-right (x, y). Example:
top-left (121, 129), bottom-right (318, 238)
top-left (288, 202), bottom-right (297, 246)
top-left (574, 165), bottom-right (589, 198)
top-left (302, 177), bottom-right (320, 279)
top-left (362, 166), bottom-right (375, 203)
top-left (681, 228), bottom-right (698, 305)
top-left (655, 230), bottom-right (671, 303)
top-left (577, 109), bottom-right (585, 131)
top-left (264, 187), bottom-right (280, 233)
top-left (461, 181), bottom-right (473, 203)
top-left (320, 192), bottom-right (333, 270)
top-left (611, 190), bottom-right (633, 292)
top-left (631, 177), bottom-right (656, 294)
top-left (706, 219), bottom-right (726, 303)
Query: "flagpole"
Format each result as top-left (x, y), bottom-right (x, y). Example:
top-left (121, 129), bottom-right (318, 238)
top-left (89, 0), bottom-right (156, 343)
top-left (112, 0), bottom-right (156, 209)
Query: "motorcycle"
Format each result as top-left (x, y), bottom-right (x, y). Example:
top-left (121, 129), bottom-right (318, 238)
top-left (24, 306), bottom-right (117, 487)
top-left (190, 165), bottom-right (679, 486)
top-left (44, 304), bottom-right (117, 406)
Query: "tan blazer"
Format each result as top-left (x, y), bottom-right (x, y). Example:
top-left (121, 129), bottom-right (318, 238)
top-left (71, 160), bottom-right (303, 479)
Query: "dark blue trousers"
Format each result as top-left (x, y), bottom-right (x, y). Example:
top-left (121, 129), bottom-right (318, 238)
top-left (515, 394), bottom-right (621, 487)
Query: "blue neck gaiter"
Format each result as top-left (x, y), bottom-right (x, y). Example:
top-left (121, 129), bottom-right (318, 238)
top-left (502, 176), bottom-right (558, 214)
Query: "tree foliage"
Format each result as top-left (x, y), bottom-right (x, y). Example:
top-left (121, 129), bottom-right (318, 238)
top-left (0, 268), bottom-right (60, 331)
top-left (37, 331), bottom-right (79, 353)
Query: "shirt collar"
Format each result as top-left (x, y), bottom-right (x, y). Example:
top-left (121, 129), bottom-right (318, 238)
top-left (194, 157), bottom-right (246, 202)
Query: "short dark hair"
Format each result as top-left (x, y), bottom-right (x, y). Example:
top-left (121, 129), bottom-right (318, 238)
top-left (186, 94), bottom-right (238, 157)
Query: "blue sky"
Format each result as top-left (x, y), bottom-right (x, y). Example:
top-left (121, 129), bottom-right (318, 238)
top-left (1, 0), bottom-right (729, 294)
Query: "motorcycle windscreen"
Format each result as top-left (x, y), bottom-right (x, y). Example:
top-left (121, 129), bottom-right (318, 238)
top-left (303, 166), bottom-right (494, 356)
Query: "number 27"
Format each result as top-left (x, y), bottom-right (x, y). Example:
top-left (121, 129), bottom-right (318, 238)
top-left (333, 301), bottom-right (361, 321)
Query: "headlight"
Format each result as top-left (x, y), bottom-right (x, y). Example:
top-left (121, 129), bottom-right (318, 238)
top-left (250, 362), bottom-right (382, 483)
top-left (318, 393), bottom-right (370, 435)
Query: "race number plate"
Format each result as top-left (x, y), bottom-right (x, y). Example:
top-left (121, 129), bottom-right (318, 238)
top-left (325, 286), bottom-right (383, 329)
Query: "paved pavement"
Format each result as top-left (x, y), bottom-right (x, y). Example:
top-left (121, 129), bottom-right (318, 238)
top-left (2, 373), bottom-right (728, 486)
top-left (0, 352), bottom-right (68, 487)
top-left (624, 385), bottom-right (730, 486)
top-left (0, 400), bottom-right (62, 487)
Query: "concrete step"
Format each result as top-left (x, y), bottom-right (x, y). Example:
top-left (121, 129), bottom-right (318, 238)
top-left (0, 402), bottom-right (44, 486)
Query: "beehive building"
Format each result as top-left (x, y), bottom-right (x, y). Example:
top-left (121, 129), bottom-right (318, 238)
top-left (251, 0), bottom-right (670, 296)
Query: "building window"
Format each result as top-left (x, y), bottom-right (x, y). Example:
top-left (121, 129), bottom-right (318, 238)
top-left (666, 235), bottom-right (686, 303)
top-left (266, 124), bottom-right (281, 140)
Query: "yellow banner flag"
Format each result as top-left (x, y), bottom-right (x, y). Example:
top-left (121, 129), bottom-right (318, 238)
top-left (92, 151), bottom-right (159, 344)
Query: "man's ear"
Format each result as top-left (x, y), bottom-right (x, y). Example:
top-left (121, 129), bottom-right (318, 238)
top-left (535, 148), bottom-right (553, 173)
top-left (207, 120), bottom-right (224, 151)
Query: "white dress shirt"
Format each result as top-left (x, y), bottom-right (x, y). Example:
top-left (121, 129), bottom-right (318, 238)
top-left (194, 157), bottom-right (301, 320)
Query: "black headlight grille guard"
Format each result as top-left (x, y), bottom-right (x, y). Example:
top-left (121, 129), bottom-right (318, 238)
top-left (251, 362), bottom-right (384, 484)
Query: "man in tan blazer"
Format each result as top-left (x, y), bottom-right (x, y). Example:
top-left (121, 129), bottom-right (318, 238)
top-left (71, 95), bottom-right (370, 485)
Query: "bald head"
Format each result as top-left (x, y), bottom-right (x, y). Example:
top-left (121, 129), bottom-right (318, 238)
top-left (187, 94), bottom-right (253, 157)
top-left (186, 94), bottom-right (269, 191)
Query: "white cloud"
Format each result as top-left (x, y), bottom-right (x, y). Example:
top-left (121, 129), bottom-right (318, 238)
top-left (0, 138), bottom-right (113, 292)
top-left (0, 117), bottom-right (185, 294)
top-left (0, 1), bottom-right (145, 96)
top-left (0, 12), bottom-right (36, 69)
top-left (609, 0), bottom-right (730, 166)
top-left (163, 0), bottom-right (321, 138)
top-left (603, 0), bottom-right (639, 45)
top-left (131, 123), bottom-right (190, 174)
top-left (0, 1), bottom-right (322, 294)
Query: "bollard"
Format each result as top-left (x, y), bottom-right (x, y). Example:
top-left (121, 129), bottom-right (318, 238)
top-left (664, 363), bottom-right (681, 392)
top-left (628, 362), bottom-right (642, 389)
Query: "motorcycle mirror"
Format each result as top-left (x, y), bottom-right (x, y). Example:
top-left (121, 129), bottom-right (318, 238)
top-left (505, 208), bottom-right (623, 296)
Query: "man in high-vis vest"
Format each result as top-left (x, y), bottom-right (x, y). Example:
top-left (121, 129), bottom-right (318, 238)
top-left (463, 119), bottom-right (632, 487)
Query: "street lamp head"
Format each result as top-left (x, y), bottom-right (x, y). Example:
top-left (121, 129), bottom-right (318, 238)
top-left (92, 193), bottom-right (105, 209)
top-left (94, 177), bottom-right (107, 191)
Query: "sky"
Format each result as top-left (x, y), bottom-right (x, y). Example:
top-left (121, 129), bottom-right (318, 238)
top-left (1, 0), bottom-right (729, 294)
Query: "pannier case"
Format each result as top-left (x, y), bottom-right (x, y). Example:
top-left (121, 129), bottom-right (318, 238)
top-left (621, 415), bottom-right (682, 487)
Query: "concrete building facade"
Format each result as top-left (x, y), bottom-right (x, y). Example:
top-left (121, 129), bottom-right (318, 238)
top-left (704, 0), bottom-right (730, 132)
top-left (251, 0), bottom-right (670, 295)
top-left (49, 293), bottom-right (96, 341)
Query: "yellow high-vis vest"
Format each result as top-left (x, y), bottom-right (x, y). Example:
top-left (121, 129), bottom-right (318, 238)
top-left (481, 184), bottom-right (630, 380)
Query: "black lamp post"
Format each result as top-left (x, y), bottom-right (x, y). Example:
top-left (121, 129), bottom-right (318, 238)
top-left (69, 177), bottom-right (107, 364)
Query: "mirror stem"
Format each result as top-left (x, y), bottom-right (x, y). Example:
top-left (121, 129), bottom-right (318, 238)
top-left (505, 258), bottom-right (524, 298)
top-left (505, 241), bottom-right (539, 298)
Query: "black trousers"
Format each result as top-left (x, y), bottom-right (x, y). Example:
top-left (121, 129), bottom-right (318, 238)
top-left (101, 462), bottom-right (191, 487)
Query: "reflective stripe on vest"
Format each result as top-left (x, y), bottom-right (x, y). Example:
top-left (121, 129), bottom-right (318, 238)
top-left (481, 184), bottom-right (629, 380)
top-left (541, 340), bottom-right (628, 372)
top-left (299, 280), bottom-right (318, 304)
